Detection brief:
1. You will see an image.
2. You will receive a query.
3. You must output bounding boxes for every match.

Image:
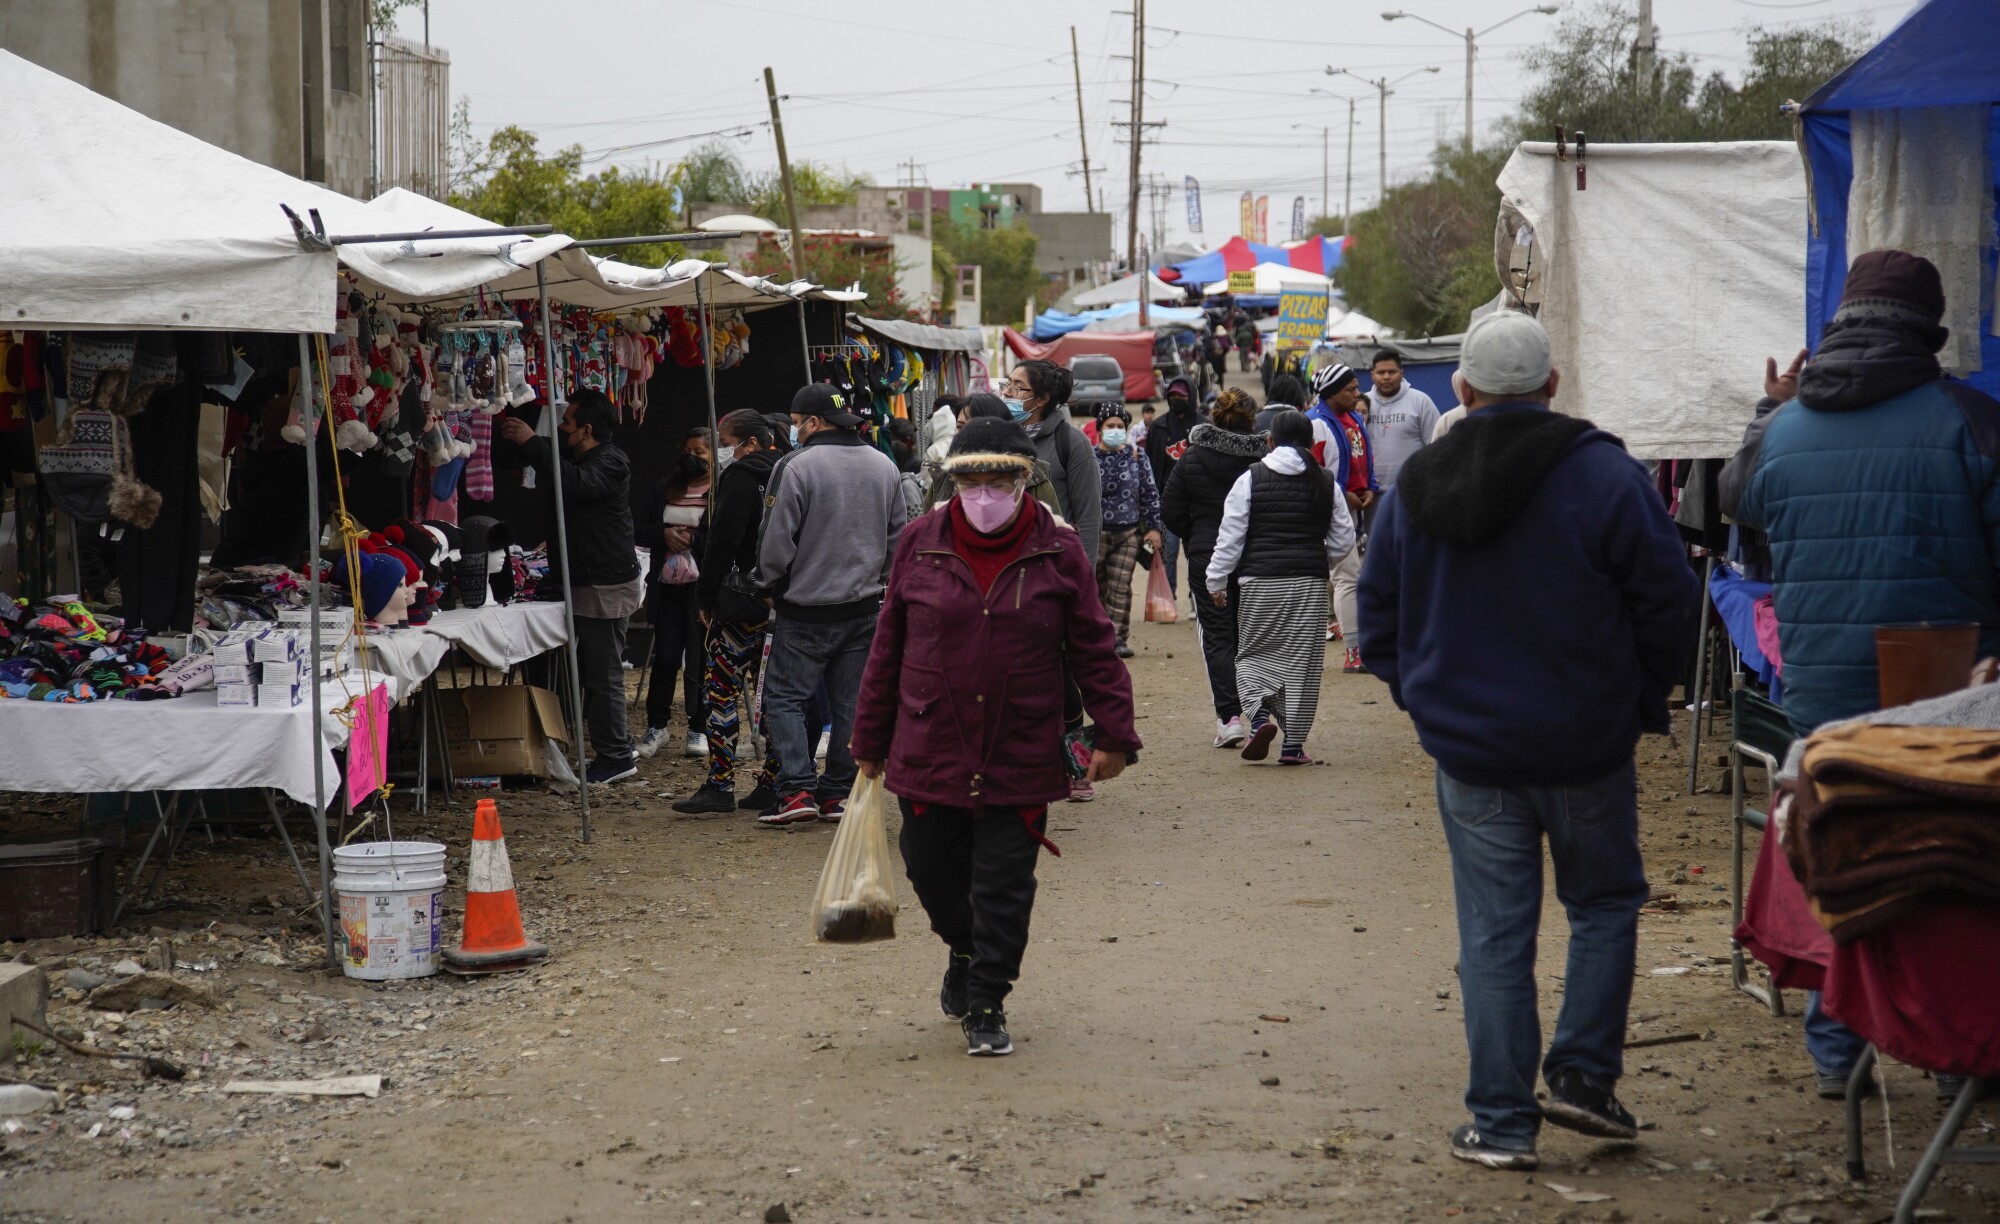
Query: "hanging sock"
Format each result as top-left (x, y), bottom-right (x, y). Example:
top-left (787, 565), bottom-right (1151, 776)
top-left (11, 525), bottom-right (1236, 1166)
top-left (465, 412), bottom-right (495, 501)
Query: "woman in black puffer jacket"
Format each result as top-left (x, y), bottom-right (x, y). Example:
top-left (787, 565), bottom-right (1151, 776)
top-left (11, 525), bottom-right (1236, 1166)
top-left (1162, 387), bottom-right (1266, 748)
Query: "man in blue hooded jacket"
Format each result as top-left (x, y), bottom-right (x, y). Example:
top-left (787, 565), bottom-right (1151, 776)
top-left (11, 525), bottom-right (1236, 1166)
top-left (1720, 248), bottom-right (2000, 1100)
top-left (1358, 310), bottom-right (1699, 1171)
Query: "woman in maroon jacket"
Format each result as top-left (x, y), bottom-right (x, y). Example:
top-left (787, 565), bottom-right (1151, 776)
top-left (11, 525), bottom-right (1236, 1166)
top-left (853, 419), bottom-right (1142, 1058)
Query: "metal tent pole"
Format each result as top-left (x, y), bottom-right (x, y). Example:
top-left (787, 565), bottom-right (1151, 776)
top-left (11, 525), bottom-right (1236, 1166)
top-left (796, 297), bottom-right (813, 385)
top-left (697, 274), bottom-right (722, 444)
top-left (1686, 553), bottom-right (1716, 794)
top-left (298, 334), bottom-right (336, 965)
top-left (536, 263), bottom-right (592, 842)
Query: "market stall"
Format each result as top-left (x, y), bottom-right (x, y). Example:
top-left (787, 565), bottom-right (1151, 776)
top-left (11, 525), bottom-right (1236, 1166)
top-left (1493, 140), bottom-right (1807, 459)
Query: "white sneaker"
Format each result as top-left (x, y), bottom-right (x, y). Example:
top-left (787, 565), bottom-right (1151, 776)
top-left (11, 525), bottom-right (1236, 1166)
top-left (815, 731), bottom-right (830, 761)
top-left (634, 726), bottom-right (668, 759)
top-left (1214, 716), bottom-right (1248, 749)
top-left (684, 732), bottom-right (708, 758)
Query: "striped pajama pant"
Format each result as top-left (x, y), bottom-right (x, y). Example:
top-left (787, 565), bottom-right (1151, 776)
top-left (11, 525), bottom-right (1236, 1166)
top-left (703, 618), bottom-right (778, 793)
top-left (1232, 575), bottom-right (1328, 752)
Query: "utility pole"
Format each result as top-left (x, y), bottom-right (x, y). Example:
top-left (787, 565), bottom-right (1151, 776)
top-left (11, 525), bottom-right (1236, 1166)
top-left (1330, 65), bottom-right (1438, 209)
top-left (1070, 26), bottom-right (1094, 217)
top-left (1126, 0), bottom-right (1145, 273)
top-left (1342, 95), bottom-right (1355, 224)
top-left (763, 66), bottom-right (804, 282)
top-left (1633, 0), bottom-right (1656, 94)
top-left (1462, 28), bottom-right (1474, 156)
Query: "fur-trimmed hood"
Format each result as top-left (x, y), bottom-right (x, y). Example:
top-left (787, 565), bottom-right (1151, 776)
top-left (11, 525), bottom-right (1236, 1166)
top-left (1188, 422), bottom-right (1266, 459)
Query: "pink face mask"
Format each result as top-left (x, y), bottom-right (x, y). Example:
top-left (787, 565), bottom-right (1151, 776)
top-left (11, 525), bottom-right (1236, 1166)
top-left (958, 486), bottom-right (1021, 533)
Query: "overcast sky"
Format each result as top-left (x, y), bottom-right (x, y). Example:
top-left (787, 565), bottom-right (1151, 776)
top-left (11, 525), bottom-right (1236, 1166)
top-left (389, 0), bottom-right (1912, 247)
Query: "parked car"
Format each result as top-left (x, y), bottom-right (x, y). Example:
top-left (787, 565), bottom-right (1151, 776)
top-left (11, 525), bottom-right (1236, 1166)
top-left (1067, 354), bottom-right (1126, 413)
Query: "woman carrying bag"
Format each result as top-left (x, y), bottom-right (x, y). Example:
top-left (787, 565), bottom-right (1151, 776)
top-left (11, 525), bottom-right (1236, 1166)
top-left (673, 410), bottom-right (784, 816)
top-left (852, 420), bottom-right (1142, 1057)
top-left (1205, 409), bottom-right (1355, 765)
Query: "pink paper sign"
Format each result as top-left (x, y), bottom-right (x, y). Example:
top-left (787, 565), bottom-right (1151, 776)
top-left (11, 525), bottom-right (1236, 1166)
top-left (346, 683), bottom-right (393, 808)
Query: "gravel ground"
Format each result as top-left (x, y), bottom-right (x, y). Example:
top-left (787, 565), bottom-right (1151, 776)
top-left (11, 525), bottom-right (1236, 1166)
top-left (5, 575), bottom-right (1998, 1223)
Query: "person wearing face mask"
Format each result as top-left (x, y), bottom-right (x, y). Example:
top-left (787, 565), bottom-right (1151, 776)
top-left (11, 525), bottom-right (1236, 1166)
top-left (923, 394), bottom-right (1060, 515)
top-left (1142, 375), bottom-right (1205, 599)
top-left (672, 410), bottom-right (785, 815)
top-left (1205, 409), bottom-right (1356, 766)
top-left (852, 418), bottom-right (1142, 1058)
top-left (634, 427), bottom-right (714, 761)
top-left (1091, 405), bottom-right (1162, 659)
top-left (1306, 363), bottom-right (1378, 672)
top-left (754, 384), bottom-right (908, 825)
top-left (1002, 361), bottom-right (1101, 564)
top-left (498, 390), bottom-right (642, 786)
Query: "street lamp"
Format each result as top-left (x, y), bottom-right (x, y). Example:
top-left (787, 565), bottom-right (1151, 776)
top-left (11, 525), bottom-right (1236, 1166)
top-left (1326, 65), bottom-right (1440, 208)
top-left (1307, 88), bottom-right (1363, 225)
top-left (1382, 6), bottom-right (1559, 155)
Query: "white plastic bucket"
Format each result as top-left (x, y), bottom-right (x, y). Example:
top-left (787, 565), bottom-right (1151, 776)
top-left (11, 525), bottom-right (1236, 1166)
top-left (332, 841), bottom-right (447, 980)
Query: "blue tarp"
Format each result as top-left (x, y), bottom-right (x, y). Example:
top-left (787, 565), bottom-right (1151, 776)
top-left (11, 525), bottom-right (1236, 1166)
top-left (1029, 300), bottom-right (1208, 342)
top-left (1799, 0), bottom-right (2000, 397)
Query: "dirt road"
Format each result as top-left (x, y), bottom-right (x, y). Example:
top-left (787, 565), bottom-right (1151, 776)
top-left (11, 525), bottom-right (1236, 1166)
top-left (5, 583), bottom-right (1998, 1223)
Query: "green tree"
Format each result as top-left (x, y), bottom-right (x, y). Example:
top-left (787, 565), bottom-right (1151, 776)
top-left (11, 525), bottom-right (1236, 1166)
top-left (743, 162), bottom-right (874, 224)
top-left (1334, 6), bottom-right (1871, 336)
top-left (669, 140), bottom-right (751, 222)
top-left (935, 216), bottom-right (1042, 325)
top-left (451, 126), bottom-right (685, 264)
top-left (738, 235), bottom-right (924, 322)
top-left (1512, 2), bottom-right (1868, 143)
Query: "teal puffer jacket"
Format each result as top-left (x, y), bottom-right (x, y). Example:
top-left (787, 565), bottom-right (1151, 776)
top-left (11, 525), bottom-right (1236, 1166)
top-left (1737, 377), bottom-right (2000, 735)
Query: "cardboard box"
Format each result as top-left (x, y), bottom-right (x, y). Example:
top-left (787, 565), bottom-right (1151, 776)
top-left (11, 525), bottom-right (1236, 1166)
top-left (437, 685), bottom-right (571, 780)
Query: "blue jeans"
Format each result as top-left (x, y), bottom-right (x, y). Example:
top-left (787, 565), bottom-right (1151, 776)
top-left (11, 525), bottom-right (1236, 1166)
top-left (1436, 762), bottom-right (1649, 1147)
top-left (1805, 991), bottom-right (1867, 1076)
top-left (1159, 527), bottom-right (1182, 596)
top-left (763, 611), bottom-right (874, 800)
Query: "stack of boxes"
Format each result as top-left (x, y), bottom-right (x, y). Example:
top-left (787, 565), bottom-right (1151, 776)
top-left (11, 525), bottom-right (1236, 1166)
top-left (212, 624), bottom-right (351, 709)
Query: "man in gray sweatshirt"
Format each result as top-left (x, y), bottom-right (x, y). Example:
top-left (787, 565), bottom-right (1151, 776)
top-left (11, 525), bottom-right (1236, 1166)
top-left (755, 384), bottom-right (907, 824)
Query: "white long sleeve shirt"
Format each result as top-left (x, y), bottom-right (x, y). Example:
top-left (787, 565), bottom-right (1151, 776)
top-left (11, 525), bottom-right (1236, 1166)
top-left (1206, 447), bottom-right (1356, 593)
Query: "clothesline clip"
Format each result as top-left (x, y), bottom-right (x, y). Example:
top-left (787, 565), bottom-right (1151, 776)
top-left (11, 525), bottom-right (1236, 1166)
top-left (1575, 132), bottom-right (1587, 191)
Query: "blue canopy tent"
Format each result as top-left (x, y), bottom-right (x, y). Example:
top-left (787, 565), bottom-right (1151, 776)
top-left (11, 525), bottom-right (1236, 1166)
top-left (1797, 0), bottom-right (2000, 397)
top-left (1029, 300), bottom-right (1208, 342)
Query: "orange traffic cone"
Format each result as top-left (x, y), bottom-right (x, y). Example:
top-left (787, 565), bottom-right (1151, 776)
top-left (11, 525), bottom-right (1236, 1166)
top-left (443, 798), bottom-right (549, 975)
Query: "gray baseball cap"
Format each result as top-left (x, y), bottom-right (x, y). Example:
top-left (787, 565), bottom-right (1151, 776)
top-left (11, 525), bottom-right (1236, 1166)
top-left (1460, 310), bottom-right (1552, 397)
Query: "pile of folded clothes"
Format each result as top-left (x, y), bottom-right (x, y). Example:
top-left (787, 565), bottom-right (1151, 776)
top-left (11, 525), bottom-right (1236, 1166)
top-left (0, 596), bottom-right (205, 702)
top-left (1782, 685), bottom-right (2000, 942)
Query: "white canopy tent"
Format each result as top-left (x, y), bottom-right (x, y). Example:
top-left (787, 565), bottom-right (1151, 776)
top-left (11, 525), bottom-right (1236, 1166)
top-left (1070, 272), bottom-right (1187, 308)
top-left (1202, 261), bottom-right (1333, 297)
top-left (0, 50), bottom-right (586, 332)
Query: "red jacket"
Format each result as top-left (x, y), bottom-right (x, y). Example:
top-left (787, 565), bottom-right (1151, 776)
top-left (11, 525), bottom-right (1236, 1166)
top-left (852, 500), bottom-right (1141, 809)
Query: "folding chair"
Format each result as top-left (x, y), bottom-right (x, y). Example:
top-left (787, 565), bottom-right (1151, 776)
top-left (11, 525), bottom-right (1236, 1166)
top-left (1730, 686), bottom-right (1793, 1015)
top-left (1845, 1047), bottom-right (1998, 1222)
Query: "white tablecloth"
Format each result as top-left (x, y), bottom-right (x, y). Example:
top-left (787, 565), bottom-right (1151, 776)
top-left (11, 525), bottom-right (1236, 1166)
top-left (351, 626), bottom-right (453, 693)
top-left (418, 602), bottom-right (569, 671)
top-left (0, 670), bottom-right (401, 809)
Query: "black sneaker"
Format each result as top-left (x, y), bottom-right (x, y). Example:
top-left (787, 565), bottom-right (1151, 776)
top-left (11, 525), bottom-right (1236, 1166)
top-left (671, 786), bottom-right (736, 815)
top-left (1450, 1124), bottom-right (1538, 1171)
top-left (939, 952), bottom-right (973, 1020)
top-left (1542, 1068), bottom-right (1638, 1139)
top-left (1817, 1066), bottom-right (1879, 1100)
top-left (585, 757), bottom-right (638, 786)
top-left (738, 782), bottom-right (779, 812)
top-left (963, 1007), bottom-right (1013, 1057)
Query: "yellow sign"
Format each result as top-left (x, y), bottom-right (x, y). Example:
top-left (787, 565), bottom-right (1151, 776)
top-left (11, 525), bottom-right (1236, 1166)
top-left (1274, 289), bottom-right (1330, 353)
top-left (1226, 270), bottom-right (1257, 295)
